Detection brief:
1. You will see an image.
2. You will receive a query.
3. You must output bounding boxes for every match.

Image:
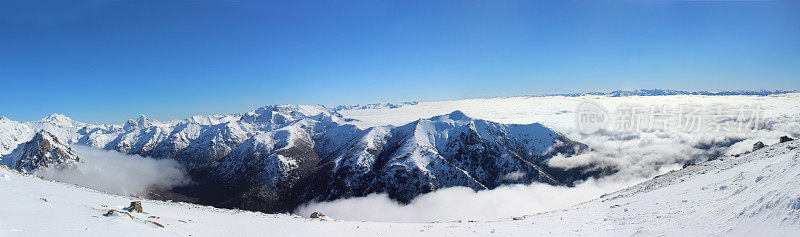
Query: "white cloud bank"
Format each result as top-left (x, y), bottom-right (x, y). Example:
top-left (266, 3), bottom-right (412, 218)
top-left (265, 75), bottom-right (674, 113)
top-left (36, 145), bottom-right (190, 197)
top-left (297, 115), bottom-right (800, 223)
top-left (297, 177), bottom-right (646, 223)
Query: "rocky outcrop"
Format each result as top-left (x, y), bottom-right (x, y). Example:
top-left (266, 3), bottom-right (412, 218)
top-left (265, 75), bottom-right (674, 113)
top-left (6, 130), bottom-right (80, 172)
top-left (753, 141), bottom-right (765, 151)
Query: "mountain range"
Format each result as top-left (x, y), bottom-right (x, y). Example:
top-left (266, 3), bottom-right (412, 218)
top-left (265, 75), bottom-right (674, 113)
top-left (0, 105), bottom-right (589, 212)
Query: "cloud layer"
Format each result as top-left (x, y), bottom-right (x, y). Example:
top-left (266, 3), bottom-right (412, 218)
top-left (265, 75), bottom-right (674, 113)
top-left (297, 115), bottom-right (800, 223)
top-left (36, 145), bottom-right (190, 197)
top-left (297, 177), bottom-right (644, 223)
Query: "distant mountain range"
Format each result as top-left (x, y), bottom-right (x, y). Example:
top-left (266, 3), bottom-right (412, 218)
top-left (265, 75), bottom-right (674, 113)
top-left (330, 101), bottom-right (419, 111)
top-left (538, 89), bottom-right (797, 97)
top-left (327, 90), bottom-right (798, 111)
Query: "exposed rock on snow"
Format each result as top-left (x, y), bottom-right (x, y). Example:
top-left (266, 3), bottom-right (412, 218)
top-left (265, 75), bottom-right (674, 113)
top-left (310, 212), bottom-right (325, 218)
top-left (124, 201), bottom-right (144, 213)
top-left (753, 141), bottom-right (766, 151)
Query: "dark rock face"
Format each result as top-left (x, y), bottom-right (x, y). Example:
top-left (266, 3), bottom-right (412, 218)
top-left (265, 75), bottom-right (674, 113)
top-left (753, 141), bottom-right (766, 151)
top-left (124, 201), bottom-right (144, 213)
top-left (310, 212), bottom-right (325, 218)
top-left (8, 130), bottom-right (80, 172)
top-left (780, 136), bottom-right (795, 143)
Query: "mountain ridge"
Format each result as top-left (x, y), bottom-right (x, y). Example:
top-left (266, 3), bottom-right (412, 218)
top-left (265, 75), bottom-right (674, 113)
top-left (0, 106), bottom-right (588, 212)
top-left (1, 130), bottom-right (80, 173)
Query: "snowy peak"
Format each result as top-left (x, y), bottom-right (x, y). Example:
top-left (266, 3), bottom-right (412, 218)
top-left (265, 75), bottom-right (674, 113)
top-left (185, 114), bottom-right (240, 126)
top-left (136, 114), bottom-right (150, 126)
top-left (254, 105), bottom-right (330, 117)
top-left (123, 119), bottom-right (137, 132)
top-left (444, 110), bottom-right (469, 121)
top-left (421, 110), bottom-right (472, 125)
top-left (401, 110), bottom-right (567, 159)
top-left (40, 113), bottom-right (80, 127)
top-left (43, 113), bottom-right (71, 122)
top-left (123, 115), bottom-right (154, 131)
top-left (7, 130), bottom-right (80, 172)
top-left (330, 101), bottom-right (418, 111)
top-left (0, 117), bottom-right (33, 156)
top-left (241, 105), bottom-right (332, 125)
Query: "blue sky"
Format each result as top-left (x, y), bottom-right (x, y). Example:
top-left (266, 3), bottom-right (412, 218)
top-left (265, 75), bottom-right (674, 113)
top-left (1, 0), bottom-right (798, 124)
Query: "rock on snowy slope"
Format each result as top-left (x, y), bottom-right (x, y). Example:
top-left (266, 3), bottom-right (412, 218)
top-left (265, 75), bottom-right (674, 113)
top-left (1, 130), bottom-right (80, 173)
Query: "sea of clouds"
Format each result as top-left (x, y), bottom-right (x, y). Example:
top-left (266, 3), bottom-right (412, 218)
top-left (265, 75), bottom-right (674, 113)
top-left (297, 108), bottom-right (800, 222)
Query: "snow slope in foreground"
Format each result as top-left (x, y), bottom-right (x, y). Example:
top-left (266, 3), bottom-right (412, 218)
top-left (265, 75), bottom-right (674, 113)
top-left (2, 140), bottom-right (800, 236)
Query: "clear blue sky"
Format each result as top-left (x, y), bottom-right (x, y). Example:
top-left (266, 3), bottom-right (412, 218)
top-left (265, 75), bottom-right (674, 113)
top-left (1, 0), bottom-right (798, 124)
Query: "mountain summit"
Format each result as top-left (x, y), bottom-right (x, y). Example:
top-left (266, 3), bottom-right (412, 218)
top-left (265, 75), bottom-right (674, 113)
top-left (4, 130), bottom-right (80, 173)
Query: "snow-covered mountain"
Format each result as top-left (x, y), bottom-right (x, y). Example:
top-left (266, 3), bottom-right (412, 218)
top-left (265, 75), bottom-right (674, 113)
top-left (300, 111), bottom-right (587, 205)
top-left (191, 109), bottom-right (586, 212)
top-left (331, 101), bottom-right (419, 111)
top-left (0, 105), bottom-right (587, 212)
top-left (0, 130), bottom-right (80, 173)
top-left (0, 114), bottom-right (95, 156)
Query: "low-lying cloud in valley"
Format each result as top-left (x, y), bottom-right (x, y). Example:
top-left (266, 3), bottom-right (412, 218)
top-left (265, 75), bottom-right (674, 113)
top-left (36, 146), bottom-right (190, 197)
top-left (297, 177), bottom-right (645, 223)
top-left (297, 113), bottom-right (800, 222)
